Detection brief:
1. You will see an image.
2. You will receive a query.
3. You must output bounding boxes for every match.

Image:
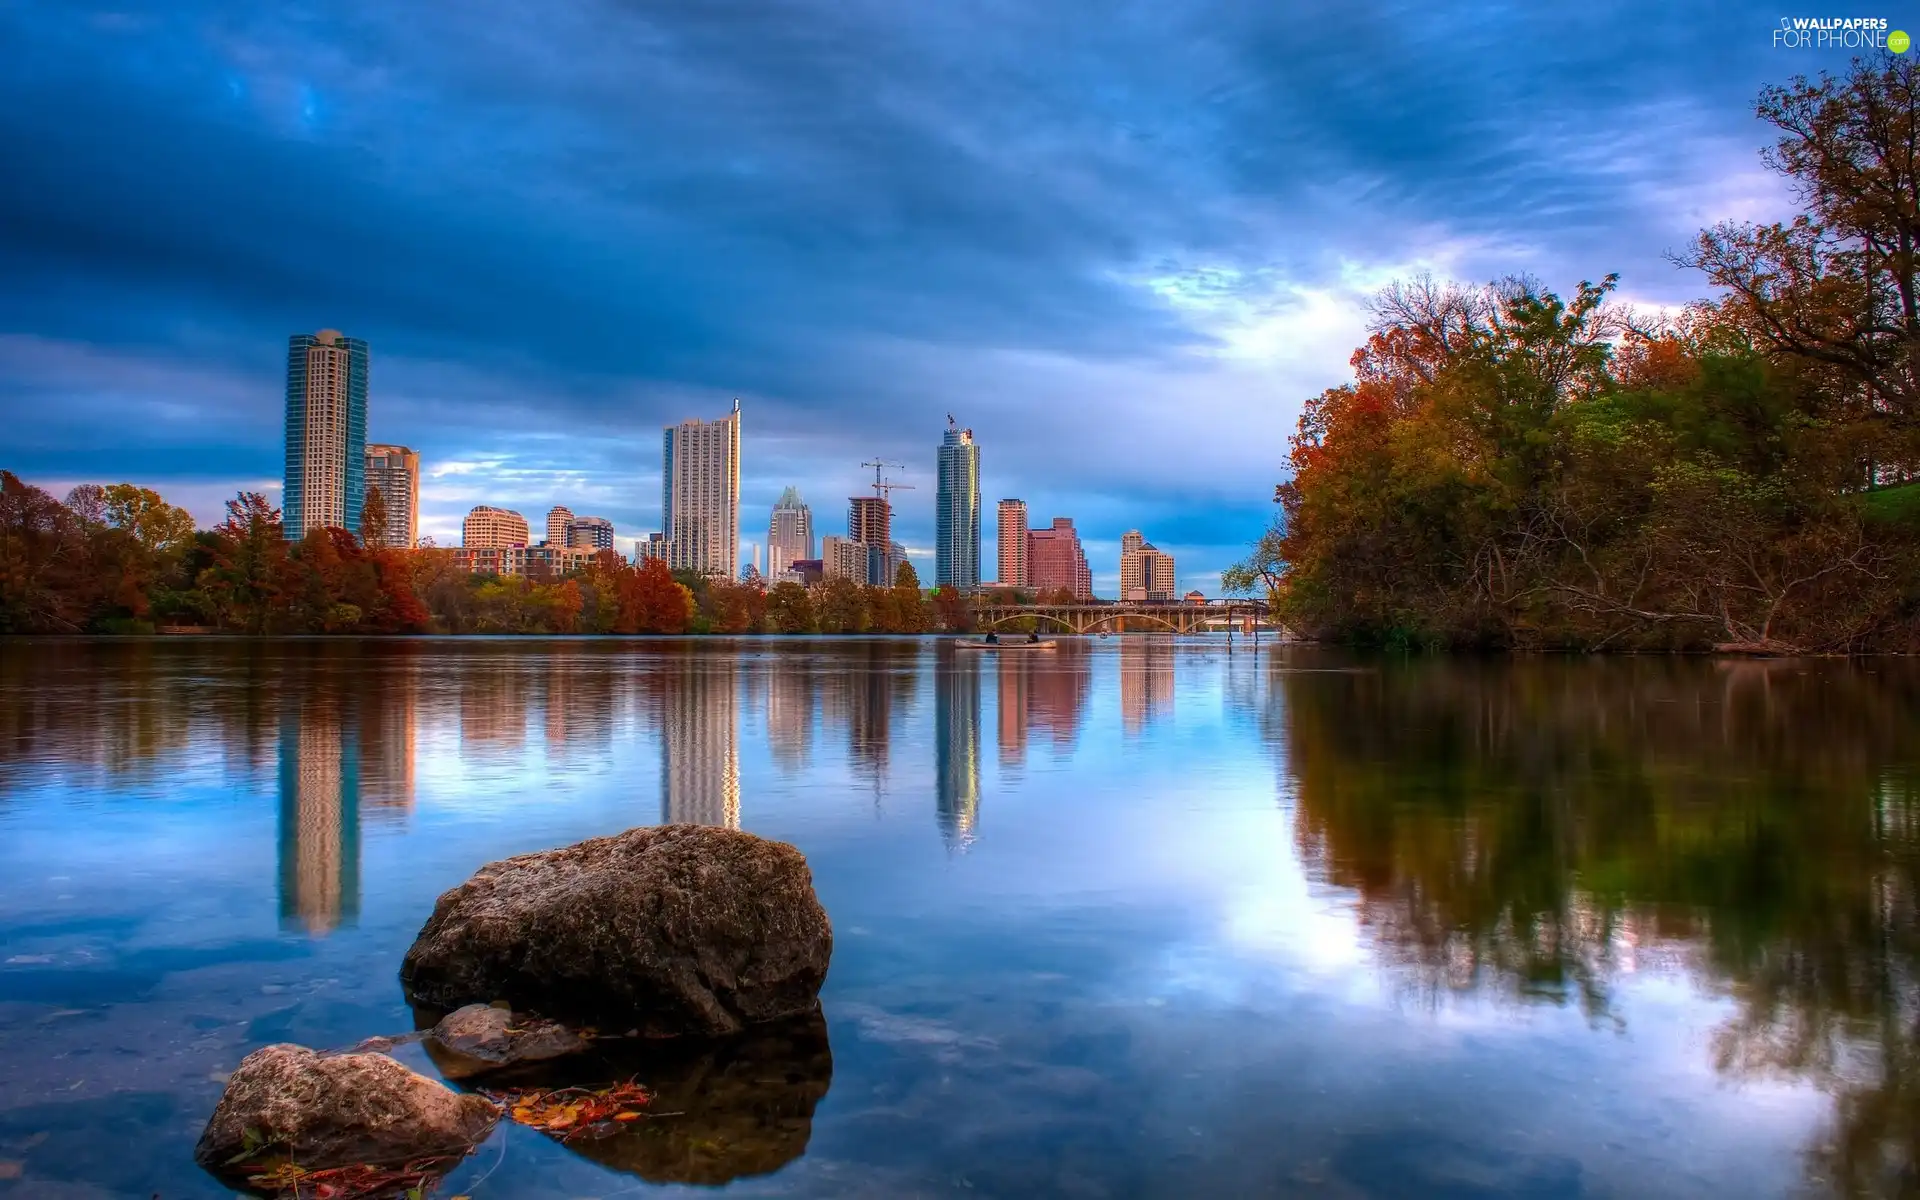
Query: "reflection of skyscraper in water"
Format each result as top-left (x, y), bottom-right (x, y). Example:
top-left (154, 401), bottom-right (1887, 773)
top-left (359, 657), bottom-right (416, 820)
top-left (543, 648), bottom-right (616, 760)
top-left (461, 661), bottom-right (529, 753)
top-left (1029, 649), bottom-right (1091, 753)
top-left (658, 658), bottom-right (741, 828)
top-left (1120, 638), bottom-right (1176, 736)
top-left (936, 655), bottom-right (982, 850)
top-left (765, 660), bottom-right (815, 772)
top-left (848, 648), bottom-right (895, 788)
top-left (997, 657), bottom-right (1029, 772)
top-left (277, 698), bottom-right (360, 935)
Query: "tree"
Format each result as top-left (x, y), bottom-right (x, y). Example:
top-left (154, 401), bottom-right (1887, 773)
top-left (1678, 58), bottom-right (1920, 471)
top-left (621, 558), bottom-right (694, 633)
top-left (1221, 517), bottom-right (1286, 602)
top-left (813, 575), bottom-right (868, 633)
top-left (931, 584), bottom-right (974, 632)
top-left (766, 580), bottom-right (816, 633)
top-left (98, 484), bottom-right (195, 555)
top-left (888, 562), bottom-right (930, 632)
top-left (359, 484), bottom-right (389, 548)
top-left (199, 492), bottom-right (288, 634)
top-left (0, 471), bottom-right (82, 632)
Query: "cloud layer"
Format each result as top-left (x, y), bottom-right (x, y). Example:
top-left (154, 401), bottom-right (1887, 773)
top-left (0, 0), bottom-right (1810, 588)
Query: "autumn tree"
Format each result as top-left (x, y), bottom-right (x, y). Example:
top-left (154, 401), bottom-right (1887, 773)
top-left (931, 584), bottom-right (974, 632)
top-left (198, 492), bottom-right (288, 634)
top-left (813, 575), bottom-right (869, 633)
top-left (620, 558), bottom-right (694, 634)
top-left (1679, 56), bottom-right (1920, 476)
top-left (0, 472), bottom-right (82, 631)
top-left (359, 484), bottom-right (389, 548)
top-left (766, 580), bottom-right (816, 633)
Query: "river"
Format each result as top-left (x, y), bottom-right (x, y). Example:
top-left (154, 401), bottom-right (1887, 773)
top-left (1, 637), bottom-right (1916, 1198)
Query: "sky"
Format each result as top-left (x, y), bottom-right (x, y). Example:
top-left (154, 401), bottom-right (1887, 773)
top-left (0, 1), bottom-right (1840, 591)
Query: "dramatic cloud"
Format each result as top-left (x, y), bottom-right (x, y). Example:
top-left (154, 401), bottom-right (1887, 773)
top-left (0, 0), bottom-right (1815, 588)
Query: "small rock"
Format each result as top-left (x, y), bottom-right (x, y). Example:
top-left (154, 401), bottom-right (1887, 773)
top-left (193, 1044), bottom-right (498, 1183)
top-left (426, 1004), bottom-right (587, 1079)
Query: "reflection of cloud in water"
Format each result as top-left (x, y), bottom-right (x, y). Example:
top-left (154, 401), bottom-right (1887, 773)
top-left (839, 1002), bottom-right (999, 1063)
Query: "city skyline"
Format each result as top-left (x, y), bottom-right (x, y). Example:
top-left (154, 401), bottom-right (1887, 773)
top-left (0, 4), bottom-right (1804, 593)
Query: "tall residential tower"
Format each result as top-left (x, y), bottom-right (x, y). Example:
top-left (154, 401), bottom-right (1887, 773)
top-left (363, 444), bottom-right (419, 549)
top-left (663, 399), bottom-right (742, 578)
top-left (284, 330), bottom-right (368, 539)
top-left (935, 420), bottom-right (980, 589)
top-left (996, 499), bottom-right (1029, 588)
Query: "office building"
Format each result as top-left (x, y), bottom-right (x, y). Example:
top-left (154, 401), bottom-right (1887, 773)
top-left (1028, 517), bottom-right (1092, 599)
top-left (663, 399), bottom-right (742, 578)
top-left (463, 505), bottom-right (530, 549)
top-left (768, 486), bottom-right (813, 579)
top-left (363, 444), bottom-right (419, 549)
top-left (567, 515), bottom-right (615, 551)
top-left (935, 421), bottom-right (980, 589)
top-left (637, 532), bottom-right (669, 563)
top-left (996, 499), bottom-right (1029, 588)
top-left (822, 535), bottom-right (870, 582)
top-left (546, 506), bottom-right (575, 547)
top-left (284, 330), bottom-right (369, 539)
top-left (849, 495), bottom-right (895, 585)
top-left (1120, 530), bottom-right (1177, 602)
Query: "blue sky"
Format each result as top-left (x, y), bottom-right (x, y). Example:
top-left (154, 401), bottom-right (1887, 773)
top-left (0, 1), bottom-right (1829, 590)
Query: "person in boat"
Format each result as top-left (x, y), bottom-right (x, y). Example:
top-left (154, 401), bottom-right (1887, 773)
top-left (984, 631), bottom-right (999, 644)
top-left (1028, 631), bottom-right (1040, 643)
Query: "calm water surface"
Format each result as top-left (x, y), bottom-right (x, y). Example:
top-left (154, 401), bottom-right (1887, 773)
top-left (1, 638), bottom-right (1918, 1198)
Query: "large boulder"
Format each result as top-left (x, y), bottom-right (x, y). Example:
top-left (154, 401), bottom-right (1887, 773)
top-left (400, 824), bottom-right (833, 1037)
top-left (194, 1044), bottom-right (498, 1181)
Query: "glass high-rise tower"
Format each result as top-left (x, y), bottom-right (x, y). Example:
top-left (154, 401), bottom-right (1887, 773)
top-left (935, 421), bottom-right (980, 589)
top-left (284, 330), bottom-right (369, 540)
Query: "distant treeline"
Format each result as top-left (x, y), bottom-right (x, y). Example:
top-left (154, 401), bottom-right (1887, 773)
top-left (1225, 58), bottom-right (1920, 653)
top-left (0, 477), bottom-right (1007, 636)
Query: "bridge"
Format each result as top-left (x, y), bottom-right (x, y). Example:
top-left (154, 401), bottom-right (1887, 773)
top-left (974, 599), bottom-right (1277, 636)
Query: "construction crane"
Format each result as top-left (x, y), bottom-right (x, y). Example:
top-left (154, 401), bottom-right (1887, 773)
top-left (861, 459), bottom-right (915, 502)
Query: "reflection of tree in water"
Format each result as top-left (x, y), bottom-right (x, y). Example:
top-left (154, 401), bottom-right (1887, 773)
top-left (1273, 653), bottom-right (1920, 1194)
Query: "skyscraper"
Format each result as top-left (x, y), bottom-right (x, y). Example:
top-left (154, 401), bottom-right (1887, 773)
top-left (996, 499), bottom-right (1029, 588)
top-left (768, 486), bottom-right (813, 578)
top-left (363, 444), bottom-right (420, 549)
top-left (849, 495), bottom-right (893, 585)
top-left (1029, 517), bottom-right (1092, 599)
top-left (284, 330), bottom-right (368, 540)
top-left (546, 505), bottom-right (575, 547)
top-left (663, 399), bottom-right (742, 578)
top-left (1120, 530), bottom-right (1177, 602)
top-left (935, 420), bottom-right (980, 589)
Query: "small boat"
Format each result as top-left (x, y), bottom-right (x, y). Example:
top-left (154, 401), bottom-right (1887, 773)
top-left (955, 637), bottom-right (1058, 651)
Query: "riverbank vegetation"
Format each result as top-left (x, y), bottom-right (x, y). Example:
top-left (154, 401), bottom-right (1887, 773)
top-left (1246, 58), bottom-right (1920, 653)
top-left (0, 477), bottom-right (959, 636)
